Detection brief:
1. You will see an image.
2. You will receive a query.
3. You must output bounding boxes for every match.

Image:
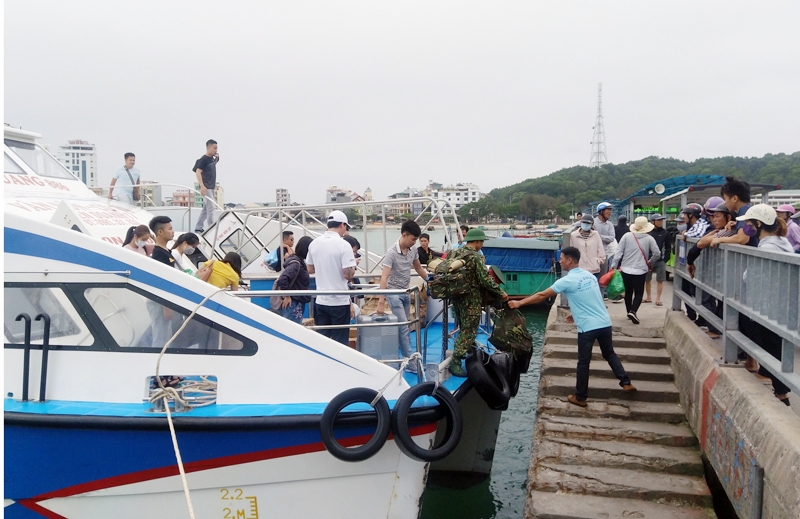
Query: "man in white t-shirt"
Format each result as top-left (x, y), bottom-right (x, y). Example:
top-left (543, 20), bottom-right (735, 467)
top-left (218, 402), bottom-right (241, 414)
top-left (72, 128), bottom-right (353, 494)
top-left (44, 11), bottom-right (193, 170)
top-left (108, 152), bottom-right (140, 205)
top-left (307, 210), bottom-right (357, 346)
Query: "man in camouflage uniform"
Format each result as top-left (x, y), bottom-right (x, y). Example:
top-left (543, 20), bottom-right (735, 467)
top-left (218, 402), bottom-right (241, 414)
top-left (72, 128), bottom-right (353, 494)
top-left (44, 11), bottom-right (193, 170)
top-left (448, 228), bottom-right (507, 376)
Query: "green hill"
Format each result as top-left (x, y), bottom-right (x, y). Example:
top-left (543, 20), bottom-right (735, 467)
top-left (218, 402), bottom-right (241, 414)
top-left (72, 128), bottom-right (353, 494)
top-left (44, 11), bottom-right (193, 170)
top-left (458, 152), bottom-right (800, 221)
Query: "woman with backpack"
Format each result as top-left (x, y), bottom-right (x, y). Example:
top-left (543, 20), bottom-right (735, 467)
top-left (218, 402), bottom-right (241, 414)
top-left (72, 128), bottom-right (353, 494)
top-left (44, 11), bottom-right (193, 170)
top-left (613, 217), bottom-right (660, 325)
top-left (275, 236), bottom-right (312, 323)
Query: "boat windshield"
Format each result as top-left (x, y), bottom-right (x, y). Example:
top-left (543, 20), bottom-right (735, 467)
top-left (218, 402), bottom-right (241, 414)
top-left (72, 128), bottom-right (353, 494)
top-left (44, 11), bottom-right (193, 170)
top-left (4, 139), bottom-right (78, 180)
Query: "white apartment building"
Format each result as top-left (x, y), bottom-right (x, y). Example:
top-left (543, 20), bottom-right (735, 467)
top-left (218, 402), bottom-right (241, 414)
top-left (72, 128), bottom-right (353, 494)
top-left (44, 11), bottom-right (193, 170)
top-left (57, 139), bottom-right (97, 187)
top-left (276, 188), bottom-right (290, 206)
top-left (431, 182), bottom-right (484, 213)
top-left (752, 190), bottom-right (800, 209)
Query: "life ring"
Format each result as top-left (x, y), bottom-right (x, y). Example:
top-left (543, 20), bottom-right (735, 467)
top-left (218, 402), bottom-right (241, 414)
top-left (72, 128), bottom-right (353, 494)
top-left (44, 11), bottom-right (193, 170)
top-left (466, 348), bottom-right (511, 409)
top-left (492, 351), bottom-right (520, 398)
top-left (320, 388), bottom-right (391, 462)
top-left (390, 382), bottom-right (463, 462)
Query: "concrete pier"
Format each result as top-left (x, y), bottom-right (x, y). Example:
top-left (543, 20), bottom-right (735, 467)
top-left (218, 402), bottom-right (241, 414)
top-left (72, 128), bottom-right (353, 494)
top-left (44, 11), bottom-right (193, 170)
top-left (526, 283), bottom-right (717, 518)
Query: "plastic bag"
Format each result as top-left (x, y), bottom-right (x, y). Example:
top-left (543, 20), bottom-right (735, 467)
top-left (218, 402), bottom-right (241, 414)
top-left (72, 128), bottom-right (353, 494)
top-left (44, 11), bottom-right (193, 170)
top-left (606, 270), bottom-right (625, 299)
top-left (265, 248), bottom-right (280, 271)
top-left (598, 268), bottom-right (615, 287)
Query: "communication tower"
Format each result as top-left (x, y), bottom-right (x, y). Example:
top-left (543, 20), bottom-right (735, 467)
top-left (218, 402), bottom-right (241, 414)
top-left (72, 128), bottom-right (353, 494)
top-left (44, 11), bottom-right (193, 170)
top-left (589, 83), bottom-right (608, 168)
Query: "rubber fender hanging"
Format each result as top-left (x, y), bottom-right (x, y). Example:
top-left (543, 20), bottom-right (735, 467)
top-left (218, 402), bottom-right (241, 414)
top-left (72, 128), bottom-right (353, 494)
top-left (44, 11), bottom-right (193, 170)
top-left (390, 381), bottom-right (463, 462)
top-left (491, 351), bottom-right (520, 398)
top-left (465, 348), bottom-right (511, 409)
top-left (320, 388), bottom-right (391, 462)
top-left (515, 347), bottom-right (533, 374)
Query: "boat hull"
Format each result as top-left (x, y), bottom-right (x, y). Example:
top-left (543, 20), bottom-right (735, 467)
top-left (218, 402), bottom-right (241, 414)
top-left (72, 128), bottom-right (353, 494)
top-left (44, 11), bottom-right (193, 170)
top-left (4, 413), bottom-right (435, 519)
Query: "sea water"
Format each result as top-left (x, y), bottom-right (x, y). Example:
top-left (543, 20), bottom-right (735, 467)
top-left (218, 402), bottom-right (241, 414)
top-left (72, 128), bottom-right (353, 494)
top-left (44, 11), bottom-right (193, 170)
top-left (420, 308), bottom-right (548, 519)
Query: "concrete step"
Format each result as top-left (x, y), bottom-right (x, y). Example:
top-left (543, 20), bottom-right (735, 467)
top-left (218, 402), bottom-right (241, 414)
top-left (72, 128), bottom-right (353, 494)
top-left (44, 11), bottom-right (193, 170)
top-left (536, 438), bottom-right (704, 476)
top-left (538, 397), bottom-right (687, 423)
top-left (530, 464), bottom-right (713, 508)
top-left (544, 344), bottom-right (671, 365)
top-left (537, 415), bottom-right (698, 447)
top-left (542, 358), bottom-right (675, 382)
top-left (545, 331), bottom-right (667, 350)
top-left (542, 375), bottom-right (680, 403)
top-left (527, 491), bottom-right (716, 519)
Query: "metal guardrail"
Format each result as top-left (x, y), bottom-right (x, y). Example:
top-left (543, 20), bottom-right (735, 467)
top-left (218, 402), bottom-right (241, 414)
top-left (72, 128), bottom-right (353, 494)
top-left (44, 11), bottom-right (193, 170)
top-left (230, 286), bottom-right (427, 378)
top-left (212, 196), bottom-right (462, 276)
top-left (672, 236), bottom-right (800, 395)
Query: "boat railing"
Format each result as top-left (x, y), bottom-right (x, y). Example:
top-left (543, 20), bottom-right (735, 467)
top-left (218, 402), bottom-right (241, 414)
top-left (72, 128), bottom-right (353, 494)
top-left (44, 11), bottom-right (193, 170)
top-left (672, 236), bottom-right (800, 395)
top-left (212, 197), bottom-right (463, 276)
top-left (95, 182), bottom-right (225, 229)
top-left (230, 285), bottom-right (431, 377)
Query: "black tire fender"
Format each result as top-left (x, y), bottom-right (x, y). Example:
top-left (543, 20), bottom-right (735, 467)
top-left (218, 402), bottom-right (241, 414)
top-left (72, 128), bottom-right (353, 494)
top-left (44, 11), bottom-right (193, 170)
top-left (515, 347), bottom-right (533, 374)
top-left (320, 388), bottom-right (391, 462)
top-left (390, 382), bottom-right (463, 462)
top-left (492, 351), bottom-right (520, 398)
top-left (466, 349), bottom-right (511, 409)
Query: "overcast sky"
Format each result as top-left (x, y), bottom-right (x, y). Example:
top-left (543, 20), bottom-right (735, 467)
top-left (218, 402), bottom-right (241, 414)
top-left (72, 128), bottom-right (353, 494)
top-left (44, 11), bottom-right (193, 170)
top-left (5, 1), bottom-right (799, 205)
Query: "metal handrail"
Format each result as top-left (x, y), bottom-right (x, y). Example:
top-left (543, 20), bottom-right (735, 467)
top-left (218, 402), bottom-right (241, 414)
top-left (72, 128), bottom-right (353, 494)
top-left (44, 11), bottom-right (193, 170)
top-left (230, 285), bottom-right (425, 372)
top-left (672, 235), bottom-right (800, 395)
top-left (211, 197), bottom-right (462, 275)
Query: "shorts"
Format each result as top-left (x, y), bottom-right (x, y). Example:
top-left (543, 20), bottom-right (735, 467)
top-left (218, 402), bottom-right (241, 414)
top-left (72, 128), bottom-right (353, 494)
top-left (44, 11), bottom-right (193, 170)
top-left (646, 259), bottom-right (666, 283)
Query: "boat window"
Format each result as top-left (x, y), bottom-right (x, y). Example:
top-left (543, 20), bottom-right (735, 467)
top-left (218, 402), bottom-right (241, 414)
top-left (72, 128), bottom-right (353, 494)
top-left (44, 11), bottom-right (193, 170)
top-left (4, 153), bottom-right (26, 174)
top-left (4, 139), bottom-right (78, 180)
top-left (84, 287), bottom-right (246, 352)
top-left (4, 287), bottom-right (93, 346)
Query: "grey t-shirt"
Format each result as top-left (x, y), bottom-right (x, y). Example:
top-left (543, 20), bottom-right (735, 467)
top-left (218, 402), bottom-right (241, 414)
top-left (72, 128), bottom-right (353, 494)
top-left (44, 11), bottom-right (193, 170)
top-left (382, 241), bottom-right (419, 289)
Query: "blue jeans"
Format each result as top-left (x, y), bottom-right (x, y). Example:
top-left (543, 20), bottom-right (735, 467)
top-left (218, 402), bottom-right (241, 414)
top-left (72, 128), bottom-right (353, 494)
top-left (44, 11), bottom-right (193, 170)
top-left (575, 326), bottom-right (630, 401)
top-left (281, 301), bottom-right (305, 324)
top-left (387, 294), bottom-right (413, 359)
top-left (315, 304), bottom-right (350, 346)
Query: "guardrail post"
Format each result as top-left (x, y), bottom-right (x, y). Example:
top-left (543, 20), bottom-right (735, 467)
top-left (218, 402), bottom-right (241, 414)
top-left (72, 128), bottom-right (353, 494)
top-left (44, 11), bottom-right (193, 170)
top-left (15, 313), bottom-right (32, 402)
top-left (35, 313), bottom-right (51, 402)
top-left (721, 247), bottom-right (739, 364)
top-left (781, 337), bottom-right (794, 373)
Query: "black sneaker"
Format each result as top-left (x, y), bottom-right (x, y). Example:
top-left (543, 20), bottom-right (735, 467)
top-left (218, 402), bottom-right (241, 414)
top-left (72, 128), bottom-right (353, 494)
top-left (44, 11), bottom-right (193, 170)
top-left (627, 312), bottom-right (640, 325)
top-left (194, 228), bottom-right (204, 234)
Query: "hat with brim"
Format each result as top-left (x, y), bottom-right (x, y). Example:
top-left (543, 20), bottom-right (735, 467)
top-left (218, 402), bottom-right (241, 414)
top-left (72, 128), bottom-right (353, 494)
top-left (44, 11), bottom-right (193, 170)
top-left (630, 216), bottom-right (654, 233)
top-left (735, 204), bottom-right (776, 225)
top-left (464, 228), bottom-right (487, 242)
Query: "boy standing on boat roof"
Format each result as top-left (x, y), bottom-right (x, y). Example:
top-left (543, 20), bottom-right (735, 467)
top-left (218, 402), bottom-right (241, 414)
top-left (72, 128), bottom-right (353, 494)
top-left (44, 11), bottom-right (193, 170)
top-left (108, 152), bottom-right (140, 205)
top-left (509, 246), bottom-right (636, 406)
top-left (307, 210), bottom-right (357, 346)
top-left (376, 220), bottom-right (430, 372)
top-left (193, 139), bottom-right (219, 234)
top-left (448, 228), bottom-right (507, 377)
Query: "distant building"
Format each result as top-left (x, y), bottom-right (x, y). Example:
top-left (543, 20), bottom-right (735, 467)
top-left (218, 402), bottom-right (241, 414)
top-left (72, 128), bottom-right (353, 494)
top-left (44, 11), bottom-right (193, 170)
top-left (430, 182), bottom-right (484, 214)
top-left (326, 186), bottom-right (353, 204)
top-left (171, 189), bottom-right (193, 207)
top-left (57, 139), bottom-right (97, 187)
top-left (140, 181), bottom-right (163, 207)
top-left (752, 190), bottom-right (800, 209)
top-left (276, 188), bottom-right (290, 206)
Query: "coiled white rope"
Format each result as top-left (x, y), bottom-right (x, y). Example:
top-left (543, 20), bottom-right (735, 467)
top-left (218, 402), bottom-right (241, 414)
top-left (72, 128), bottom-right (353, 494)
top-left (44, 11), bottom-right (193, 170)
top-left (151, 287), bottom-right (227, 519)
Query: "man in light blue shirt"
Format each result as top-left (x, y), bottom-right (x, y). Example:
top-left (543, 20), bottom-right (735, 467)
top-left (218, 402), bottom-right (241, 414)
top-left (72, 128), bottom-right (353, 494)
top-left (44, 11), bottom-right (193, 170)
top-left (108, 152), bottom-right (140, 205)
top-left (509, 246), bottom-right (636, 406)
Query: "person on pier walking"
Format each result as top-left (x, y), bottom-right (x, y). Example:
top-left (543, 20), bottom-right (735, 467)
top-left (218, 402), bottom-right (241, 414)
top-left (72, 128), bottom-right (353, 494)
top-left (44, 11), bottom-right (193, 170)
top-left (509, 246), bottom-right (636, 407)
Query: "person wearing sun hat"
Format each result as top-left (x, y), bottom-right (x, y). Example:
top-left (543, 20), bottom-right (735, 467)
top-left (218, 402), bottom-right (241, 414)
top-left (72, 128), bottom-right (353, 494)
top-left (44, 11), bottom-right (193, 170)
top-left (611, 216), bottom-right (660, 324)
top-left (735, 203), bottom-right (793, 406)
top-left (775, 204), bottom-right (800, 252)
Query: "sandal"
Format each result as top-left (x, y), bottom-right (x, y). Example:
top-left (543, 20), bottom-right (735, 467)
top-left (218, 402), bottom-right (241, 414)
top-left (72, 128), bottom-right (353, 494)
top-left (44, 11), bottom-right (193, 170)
top-left (655, 301), bottom-right (663, 306)
top-left (643, 300), bottom-right (652, 304)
